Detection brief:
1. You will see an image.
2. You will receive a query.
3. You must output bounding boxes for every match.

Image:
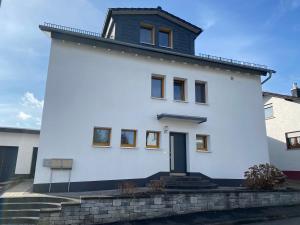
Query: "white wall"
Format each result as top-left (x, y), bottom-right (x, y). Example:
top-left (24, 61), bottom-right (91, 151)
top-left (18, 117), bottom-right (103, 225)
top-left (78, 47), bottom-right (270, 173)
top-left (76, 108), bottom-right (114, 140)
top-left (264, 96), bottom-right (300, 171)
top-left (35, 39), bottom-right (269, 184)
top-left (0, 132), bottom-right (39, 174)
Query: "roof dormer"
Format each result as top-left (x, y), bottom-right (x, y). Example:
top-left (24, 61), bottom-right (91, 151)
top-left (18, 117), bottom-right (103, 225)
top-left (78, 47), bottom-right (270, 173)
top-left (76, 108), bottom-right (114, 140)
top-left (101, 7), bottom-right (202, 55)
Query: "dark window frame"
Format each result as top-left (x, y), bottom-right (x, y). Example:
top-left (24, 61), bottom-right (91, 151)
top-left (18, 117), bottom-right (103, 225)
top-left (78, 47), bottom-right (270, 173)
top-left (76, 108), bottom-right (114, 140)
top-left (286, 131), bottom-right (300, 150)
top-left (151, 75), bottom-right (165, 98)
top-left (93, 127), bottom-right (112, 147)
top-left (195, 81), bottom-right (207, 104)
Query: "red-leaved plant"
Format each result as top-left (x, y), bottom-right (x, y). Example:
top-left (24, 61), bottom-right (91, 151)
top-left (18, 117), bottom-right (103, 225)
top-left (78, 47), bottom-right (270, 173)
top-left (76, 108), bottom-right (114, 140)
top-left (244, 163), bottom-right (286, 190)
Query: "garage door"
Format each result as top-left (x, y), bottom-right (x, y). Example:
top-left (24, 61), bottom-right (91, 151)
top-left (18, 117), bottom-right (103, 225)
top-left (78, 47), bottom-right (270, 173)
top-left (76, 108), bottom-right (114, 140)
top-left (0, 146), bottom-right (18, 182)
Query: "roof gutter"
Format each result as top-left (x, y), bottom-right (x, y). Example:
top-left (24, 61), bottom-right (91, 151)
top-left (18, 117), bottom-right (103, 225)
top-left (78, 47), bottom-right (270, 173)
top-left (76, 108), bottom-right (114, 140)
top-left (261, 71), bottom-right (273, 85)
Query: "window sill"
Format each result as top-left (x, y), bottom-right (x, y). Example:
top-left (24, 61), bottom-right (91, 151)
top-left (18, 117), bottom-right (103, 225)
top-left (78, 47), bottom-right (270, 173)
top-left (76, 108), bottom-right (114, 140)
top-left (265, 116), bottom-right (275, 120)
top-left (195, 102), bottom-right (208, 106)
top-left (93, 145), bottom-right (111, 148)
top-left (173, 100), bottom-right (189, 103)
top-left (120, 146), bottom-right (138, 149)
top-left (196, 150), bottom-right (211, 153)
top-left (145, 147), bottom-right (160, 150)
top-left (151, 97), bottom-right (167, 101)
top-left (159, 45), bottom-right (173, 49)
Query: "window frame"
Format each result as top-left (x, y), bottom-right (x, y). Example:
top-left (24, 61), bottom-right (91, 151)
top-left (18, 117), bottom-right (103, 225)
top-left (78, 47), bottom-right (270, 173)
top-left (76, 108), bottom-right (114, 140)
top-left (151, 75), bottom-right (165, 99)
top-left (146, 131), bottom-right (160, 149)
top-left (264, 103), bottom-right (274, 119)
top-left (196, 135), bottom-right (208, 152)
top-left (286, 131), bottom-right (300, 150)
top-left (93, 127), bottom-right (112, 147)
top-left (158, 27), bottom-right (173, 48)
top-left (195, 81), bottom-right (207, 104)
top-left (120, 129), bottom-right (137, 148)
top-left (140, 23), bottom-right (155, 45)
top-left (173, 78), bottom-right (186, 101)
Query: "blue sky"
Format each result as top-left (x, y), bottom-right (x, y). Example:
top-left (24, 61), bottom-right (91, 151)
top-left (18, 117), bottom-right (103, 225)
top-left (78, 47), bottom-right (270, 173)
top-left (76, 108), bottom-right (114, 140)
top-left (0, 0), bottom-right (299, 129)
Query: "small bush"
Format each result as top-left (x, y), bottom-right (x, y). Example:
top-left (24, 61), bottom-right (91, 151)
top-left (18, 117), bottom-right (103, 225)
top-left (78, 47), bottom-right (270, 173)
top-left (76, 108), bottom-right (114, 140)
top-left (149, 180), bottom-right (165, 192)
top-left (117, 181), bottom-right (137, 195)
top-left (244, 163), bottom-right (286, 190)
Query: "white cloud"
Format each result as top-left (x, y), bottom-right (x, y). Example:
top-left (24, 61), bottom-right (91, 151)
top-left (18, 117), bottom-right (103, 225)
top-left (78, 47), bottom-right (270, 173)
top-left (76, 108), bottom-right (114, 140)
top-left (17, 111), bottom-right (32, 121)
top-left (22, 92), bottom-right (44, 108)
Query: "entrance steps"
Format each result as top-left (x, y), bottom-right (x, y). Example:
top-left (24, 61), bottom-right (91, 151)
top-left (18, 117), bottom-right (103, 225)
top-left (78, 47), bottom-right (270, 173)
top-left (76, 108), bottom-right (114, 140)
top-left (157, 175), bottom-right (218, 189)
top-left (0, 196), bottom-right (76, 225)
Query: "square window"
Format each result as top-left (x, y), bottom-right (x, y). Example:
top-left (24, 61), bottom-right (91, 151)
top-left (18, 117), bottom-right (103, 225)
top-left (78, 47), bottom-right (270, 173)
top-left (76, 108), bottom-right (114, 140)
top-left (264, 104), bottom-right (274, 119)
top-left (146, 131), bottom-right (160, 148)
top-left (174, 79), bottom-right (185, 101)
top-left (93, 127), bottom-right (111, 147)
top-left (121, 129), bottom-right (137, 147)
top-left (286, 131), bottom-right (300, 150)
top-left (140, 24), bottom-right (154, 44)
top-left (159, 29), bottom-right (172, 47)
top-left (151, 76), bottom-right (164, 98)
top-left (195, 81), bottom-right (207, 103)
top-left (196, 135), bottom-right (208, 151)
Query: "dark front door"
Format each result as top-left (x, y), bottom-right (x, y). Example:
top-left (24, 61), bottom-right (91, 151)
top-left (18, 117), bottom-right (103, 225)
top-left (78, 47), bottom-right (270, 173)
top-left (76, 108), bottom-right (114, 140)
top-left (30, 147), bottom-right (38, 178)
top-left (0, 146), bottom-right (18, 182)
top-left (170, 132), bottom-right (187, 173)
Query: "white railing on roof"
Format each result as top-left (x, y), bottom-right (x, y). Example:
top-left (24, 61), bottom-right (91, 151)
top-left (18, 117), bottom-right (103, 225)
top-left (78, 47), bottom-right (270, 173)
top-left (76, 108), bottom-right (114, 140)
top-left (43, 22), bottom-right (100, 37)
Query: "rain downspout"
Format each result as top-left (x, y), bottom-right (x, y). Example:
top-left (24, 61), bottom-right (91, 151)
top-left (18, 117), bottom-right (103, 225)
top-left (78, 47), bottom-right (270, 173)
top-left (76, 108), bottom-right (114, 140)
top-left (261, 71), bottom-right (273, 85)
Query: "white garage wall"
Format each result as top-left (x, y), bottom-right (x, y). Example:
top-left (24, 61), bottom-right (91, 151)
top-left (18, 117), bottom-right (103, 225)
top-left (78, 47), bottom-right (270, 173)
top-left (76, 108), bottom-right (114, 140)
top-left (0, 131), bottom-right (39, 174)
top-left (34, 39), bottom-right (269, 184)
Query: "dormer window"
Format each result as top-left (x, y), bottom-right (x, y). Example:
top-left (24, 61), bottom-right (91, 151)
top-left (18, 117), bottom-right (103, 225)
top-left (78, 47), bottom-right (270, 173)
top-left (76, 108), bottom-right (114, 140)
top-left (140, 24), bottom-right (154, 45)
top-left (159, 28), bottom-right (172, 48)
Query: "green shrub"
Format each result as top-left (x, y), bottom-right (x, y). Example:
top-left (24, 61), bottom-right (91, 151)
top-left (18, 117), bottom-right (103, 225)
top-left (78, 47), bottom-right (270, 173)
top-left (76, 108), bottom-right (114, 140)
top-left (244, 163), bottom-right (286, 190)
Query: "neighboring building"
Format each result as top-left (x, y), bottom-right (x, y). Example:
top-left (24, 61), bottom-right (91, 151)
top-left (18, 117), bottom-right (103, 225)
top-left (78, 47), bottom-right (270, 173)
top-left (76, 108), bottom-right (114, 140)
top-left (34, 7), bottom-right (275, 192)
top-left (0, 127), bottom-right (39, 181)
top-left (263, 83), bottom-right (300, 179)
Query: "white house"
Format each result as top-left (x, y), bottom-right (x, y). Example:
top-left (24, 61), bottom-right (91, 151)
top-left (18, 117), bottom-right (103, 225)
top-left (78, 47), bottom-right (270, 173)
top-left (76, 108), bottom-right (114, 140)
top-left (34, 7), bottom-right (275, 192)
top-left (0, 127), bottom-right (39, 182)
top-left (263, 83), bottom-right (300, 179)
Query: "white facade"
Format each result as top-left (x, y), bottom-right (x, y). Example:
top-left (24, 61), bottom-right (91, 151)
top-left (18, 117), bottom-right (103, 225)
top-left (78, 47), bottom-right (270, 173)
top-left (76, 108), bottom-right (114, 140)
top-left (263, 94), bottom-right (300, 173)
top-left (0, 130), bottom-right (39, 174)
top-left (34, 39), bottom-right (269, 185)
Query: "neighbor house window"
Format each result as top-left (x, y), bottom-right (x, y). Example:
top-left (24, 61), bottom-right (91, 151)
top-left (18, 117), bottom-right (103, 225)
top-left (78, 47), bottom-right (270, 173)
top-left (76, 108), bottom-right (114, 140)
top-left (121, 129), bottom-right (137, 147)
top-left (93, 127), bottom-right (111, 147)
top-left (159, 28), bottom-right (172, 48)
top-left (196, 135), bottom-right (208, 151)
top-left (264, 104), bottom-right (274, 119)
top-left (140, 24), bottom-right (154, 44)
top-left (146, 131), bottom-right (160, 148)
top-left (195, 81), bottom-right (207, 103)
top-left (151, 75), bottom-right (165, 98)
top-left (286, 131), bottom-right (300, 150)
top-left (174, 79), bottom-right (186, 101)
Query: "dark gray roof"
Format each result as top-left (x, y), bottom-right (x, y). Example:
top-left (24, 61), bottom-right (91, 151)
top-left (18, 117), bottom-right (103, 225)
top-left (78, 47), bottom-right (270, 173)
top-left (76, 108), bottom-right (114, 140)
top-left (39, 23), bottom-right (275, 75)
top-left (101, 7), bottom-right (203, 37)
top-left (263, 91), bottom-right (300, 102)
top-left (0, 127), bottom-right (40, 135)
top-left (157, 113), bottom-right (207, 124)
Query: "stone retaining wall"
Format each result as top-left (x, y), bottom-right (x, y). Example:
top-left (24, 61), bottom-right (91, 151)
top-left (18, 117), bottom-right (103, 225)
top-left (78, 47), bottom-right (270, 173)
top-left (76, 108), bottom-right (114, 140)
top-left (38, 190), bottom-right (300, 225)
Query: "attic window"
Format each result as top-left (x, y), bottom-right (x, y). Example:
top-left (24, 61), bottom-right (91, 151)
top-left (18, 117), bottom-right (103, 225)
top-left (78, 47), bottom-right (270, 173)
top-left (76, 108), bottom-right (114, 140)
top-left (140, 24), bottom-right (154, 45)
top-left (159, 28), bottom-right (172, 48)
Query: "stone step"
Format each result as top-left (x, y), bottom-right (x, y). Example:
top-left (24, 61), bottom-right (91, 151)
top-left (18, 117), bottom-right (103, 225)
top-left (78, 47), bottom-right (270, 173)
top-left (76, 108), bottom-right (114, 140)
top-left (160, 176), bottom-right (208, 182)
top-left (0, 217), bottom-right (38, 225)
top-left (0, 202), bottom-right (60, 210)
top-left (0, 209), bottom-right (40, 217)
top-left (165, 183), bottom-right (218, 189)
top-left (0, 196), bottom-right (73, 204)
